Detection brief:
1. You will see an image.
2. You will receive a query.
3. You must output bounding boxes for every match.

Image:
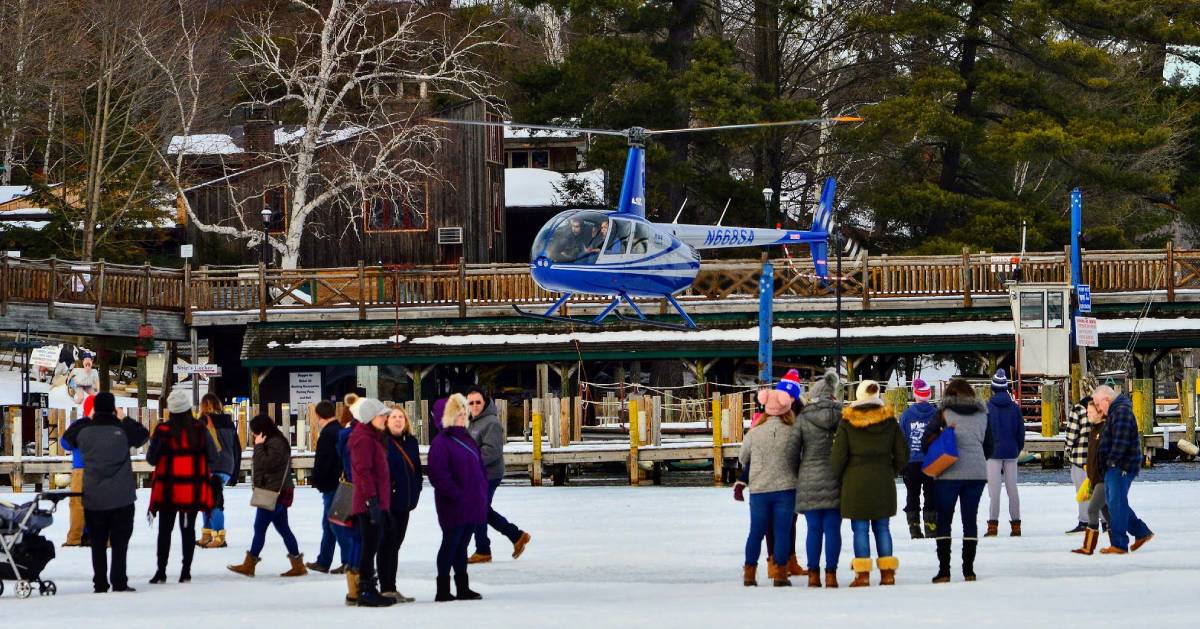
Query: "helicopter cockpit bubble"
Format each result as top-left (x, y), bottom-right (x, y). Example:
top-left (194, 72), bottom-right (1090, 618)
top-left (533, 209), bottom-right (612, 264)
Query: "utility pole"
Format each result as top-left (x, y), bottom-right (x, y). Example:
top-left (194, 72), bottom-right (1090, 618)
top-left (758, 187), bottom-right (775, 385)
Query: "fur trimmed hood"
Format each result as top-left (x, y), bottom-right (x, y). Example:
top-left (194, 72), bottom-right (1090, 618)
top-left (940, 395), bottom-right (986, 415)
top-left (841, 403), bottom-right (893, 428)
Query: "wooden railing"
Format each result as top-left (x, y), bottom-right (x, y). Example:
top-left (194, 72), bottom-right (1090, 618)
top-left (2, 247), bottom-right (1198, 323)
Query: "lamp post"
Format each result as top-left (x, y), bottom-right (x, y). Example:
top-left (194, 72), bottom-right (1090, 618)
top-left (834, 214), bottom-right (843, 380)
top-left (758, 187), bottom-right (775, 385)
top-left (260, 207), bottom-right (272, 268)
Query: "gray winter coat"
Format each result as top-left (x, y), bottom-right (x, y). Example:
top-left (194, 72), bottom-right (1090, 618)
top-left (739, 416), bottom-right (796, 494)
top-left (937, 396), bottom-right (993, 481)
top-left (467, 401), bottom-right (506, 481)
top-left (787, 398), bottom-right (841, 512)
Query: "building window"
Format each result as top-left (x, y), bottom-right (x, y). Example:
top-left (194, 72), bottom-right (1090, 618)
top-left (509, 151), bottom-right (529, 168)
top-left (365, 182), bottom-right (428, 232)
top-left (506, 150), bottom-right (550, 169)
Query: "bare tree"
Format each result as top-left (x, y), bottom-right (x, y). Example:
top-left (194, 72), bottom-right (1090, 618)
top-left (159, 0), bottom-right (504, 269)
top-left (0, 0), bottom-right (54, 185)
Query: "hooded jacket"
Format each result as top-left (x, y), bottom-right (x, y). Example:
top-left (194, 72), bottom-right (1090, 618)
top-left (738, 415), bottom-right (795, 494)
top-left (203, 412), bottom-right (241, 478)
top-left (1098, 394), bottom-right (1141, 473)
top-left (830, 401), bottom-right (908, 520)
top-left (899, 401), bottom-right (938, 463)
top-left (426, 425), bottom-right (488, 530)
top-left (788, 398), bottom-right (841, 512)
top-left (311, 420), bottom-right (344, 493)
top-left (348, 420), bottom-right (390, 515)
top-left (987, 391), bottom-right (1026, 459)
top-left (62, 411), bottom-right (150, 511)
top-left (933, 395), bottom-right (994, 481)
top-left (467, 401), bottom-right (506, 482)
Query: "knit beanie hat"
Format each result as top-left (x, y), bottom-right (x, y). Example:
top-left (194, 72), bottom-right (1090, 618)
top-left (354, 398), bottom-right (389, 424)
top-left (775, 369), bottom-right (803, 401)
top-left (166, 389), bottom-right (192, 414)
top-left (82, 394), bottom-right (96, 418)
top-left (93, 392), bottom-right (116, 415)
top-left (808, 370), bottom-right (839, 401)
top-left (991, 369), bottom-right (1009, 391)
top-left (850, 380), bottom-right (882, 408)
top-left (913, 378), bottom-right (932, 402)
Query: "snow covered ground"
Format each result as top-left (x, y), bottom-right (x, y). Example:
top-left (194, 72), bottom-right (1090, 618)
top-left (3, 480), bottom-right (1199, 627)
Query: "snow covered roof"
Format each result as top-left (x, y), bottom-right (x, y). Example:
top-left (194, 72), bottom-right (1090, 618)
top-left (0, 186), bottom-right (32, 205)
top-left (167, 133), bottom-right (241, 155)
top-left (505, 168), bottom-right (604, 208)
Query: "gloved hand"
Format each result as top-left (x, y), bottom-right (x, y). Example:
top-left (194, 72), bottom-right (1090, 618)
top-left (366, 498), bottom-right (384, 526)
top-left (733, 481), bottom-right (746, 502)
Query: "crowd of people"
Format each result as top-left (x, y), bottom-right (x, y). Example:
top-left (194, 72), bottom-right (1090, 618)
top-left (57, 385), bottom-right (533, 606)
top-left (736, 367), bottom-right (1156, 587)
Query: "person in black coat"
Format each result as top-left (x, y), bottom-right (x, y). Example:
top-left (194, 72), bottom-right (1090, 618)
top-left (307, 401), bottom-right (356, 573)
top-left (378, 406), bottom-right (423, 603)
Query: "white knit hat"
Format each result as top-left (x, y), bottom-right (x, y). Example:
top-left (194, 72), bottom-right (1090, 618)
top-left (166, 389), bottom-right (192, 414)
top-left (354, 398), bottom-right (389, 424)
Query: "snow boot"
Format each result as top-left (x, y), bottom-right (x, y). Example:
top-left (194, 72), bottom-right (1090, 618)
top-left (1131, 533), bottom-right (1154, 552)
top-left (435, 575), bottom-right (456, 602)
top-left (1065, 522), bottom-right (1087, 535)
top-left (932, 538), bottom-right (951, 584)
top-left (227, 552), bottom-right (260, 577)
top-left (1072, 528), bottom-right (1099, 555)
top-left (180, 565), bottom-right (191, 583)
top-left (149, 569), bottom-right (167, 584)
top-left (306, 560), bottom-right (331, 573)
top-left (772, 560), bottom-right (791, 587)
top-left (331, 564), bottom-right (348, 575)
top-left (985, 520), bottom-right (999, 537)
top-left (467, 552), bottom-right (492, 564)
top-left (743, 564), bottom-right (757, 587)
top-left (382, 590), bottom-right (415, 604)
top-left (962, 540), bottom-right (977, 581)
top-left (824, 570), bottom-right (838, 589)
top-left (344, 568), bottom-right (359, 606)
top-left (198, 529), bottom-right (213, 547)
top-left (849, 558), bottom-right (871, 588)
top-left (807, 570), bottom-right (821, 588)
top-left (878, 557), bottom-right (898, 586)
top-left (766, 556), bottom-right (779, 580)
top-left (455, 572), bottom-right (483, 600)
top-left (787, 554), bottom-right (806, 577)
top-left (357, 576), bottom-right (395, 608)
top-left (205, 530), bottom-right (227, 549)
top-left (923, 509), bottom-right (937, 538)
top-left (281, 553), bottom-right (308, 577)
top-left (512, 531), bottom-right (532, 559)
top-left (1010, 520), bottom-right (1022, 537)
top-left (1100, 546), bottom-right (1128, 555)
top-left (907, 512), bottom-right (923, 539)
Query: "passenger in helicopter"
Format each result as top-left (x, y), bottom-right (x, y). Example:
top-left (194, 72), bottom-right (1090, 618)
top-left (549, 218), bottom-right (588, 262)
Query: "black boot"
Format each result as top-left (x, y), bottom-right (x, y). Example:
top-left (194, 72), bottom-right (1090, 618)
top-left (357, 575), bottom-right (396, 608)
top-left (435, 575), bottom-right (456, 602)
top-left (962, 539), bottom-right (978, 581)
top-left (455, 571), bottom-right (482, 601)
top-left (149, 566), bottom-right (167, 585)
top-left (923, 510), bottom-right (937, 538)
top-left (932, 539), bottom-right (951, 583)
top-left (906, 512), bottom-right (923, 539)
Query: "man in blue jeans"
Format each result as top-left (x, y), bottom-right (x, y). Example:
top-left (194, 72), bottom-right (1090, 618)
top-left (1092, 385), bottom-right (1154, 554)
top-left (307, 401), bottom-right (356, 573)
top-left (465, 387), bottom-right (531, 563)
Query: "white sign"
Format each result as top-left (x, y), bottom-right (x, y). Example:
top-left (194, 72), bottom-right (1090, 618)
top-left (30, 346), bottom-right (60, 370)
top-left (173, 363), bottom-right (222, 376)
top-left (1075, 316), bottom-right (1098, 347)
top-left (180, 244), bottom-right (194, 259)
top-left (288, 371), bottom-right (322, 409)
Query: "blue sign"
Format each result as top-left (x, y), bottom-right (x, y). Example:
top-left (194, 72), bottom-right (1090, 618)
top-left (1077, 284), bottom-right (1091, 313)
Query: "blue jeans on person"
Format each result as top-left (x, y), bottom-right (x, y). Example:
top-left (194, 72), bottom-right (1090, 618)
top-left (1104, 467), bottom-right (1152, 550)
top-left (472, 478), bottom-right (523, 556)
top-left (249, 502), bottom-right (300, 557)
top-left (803, 508), bottom-right (842, 571)
top-left (202, 473), bottom-right (231, 530)
top-left (437, 524), bottom-right (474, 577)
top-left (744, 490), bottom-right (796, 568)
top-left (933, 479), bottom-right (986, 539)
top-left (850, 518), bottom-right (893, 559)
top-left (315, 490), bottom-right (356, 568)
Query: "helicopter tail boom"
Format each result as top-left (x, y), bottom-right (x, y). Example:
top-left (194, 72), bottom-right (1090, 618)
top-left (667, 224), bottom-right (826, 250)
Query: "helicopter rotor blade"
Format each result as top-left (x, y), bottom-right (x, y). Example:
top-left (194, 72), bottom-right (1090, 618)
top-left (426, 118), bottom-right (629, 138)
top-left (645, 116), bottom-right (863, 136)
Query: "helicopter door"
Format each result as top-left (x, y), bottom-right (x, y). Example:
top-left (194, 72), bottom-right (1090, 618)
top-left (599, 218), bottom-right (634, 259)
top-left (629, 221), bottom-right (658, 255)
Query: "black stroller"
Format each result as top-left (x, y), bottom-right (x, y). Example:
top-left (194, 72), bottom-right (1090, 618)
top-left (0, 491), bottom-right (73, 598)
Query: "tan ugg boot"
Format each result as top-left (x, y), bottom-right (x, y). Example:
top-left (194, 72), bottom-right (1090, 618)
top-left (849, 558), bottom-right (871, 588)
top-left (204, 530), bottom-right (227, 549)
top-left (512, 532), bottom-right (532, 559)
top-left (227, 552), bottom-right (259, 577)
top-left (345, 568), bottom-right (359, 605)
top-left (878, 556), bottom-right (899, 586)
top-left (280, 554), bottom-right (308, 577)
top-left (824, 570), bottom-right (838, 588)
top-left (766, 557), bottom-right (779, 581)
top-left (198, 529), bottom-right (213, 547)
top-left (787, 554), bottom-right (807, 577)
top-left (1072, 528), bottom-right (1099, 555)
top-left (743, 564), bottom-right (757, 587)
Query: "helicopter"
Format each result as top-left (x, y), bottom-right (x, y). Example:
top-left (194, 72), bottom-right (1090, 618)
top-left (430, 117), bottom-right (859, 330)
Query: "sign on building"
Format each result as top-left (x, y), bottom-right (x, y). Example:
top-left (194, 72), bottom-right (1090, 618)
top-left (1075, 316), bottom-right (1098, 347)
top-left (173, 364), bottom-right (222, 376)
top-left (288, 371), bottom-right (322, 410)
top-left (1077, 284), bottom-right (1091, 313)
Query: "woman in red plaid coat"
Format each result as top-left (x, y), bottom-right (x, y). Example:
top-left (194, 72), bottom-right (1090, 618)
top-left (147, 390), bottom-right (218, 584)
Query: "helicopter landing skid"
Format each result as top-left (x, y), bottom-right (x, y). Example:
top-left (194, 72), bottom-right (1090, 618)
top-left (612, 293), bottom-right (698, 331)
top-left (512, 292), bottom-right (698, 330)
top-left (511, 293), bottom-right (617, 327)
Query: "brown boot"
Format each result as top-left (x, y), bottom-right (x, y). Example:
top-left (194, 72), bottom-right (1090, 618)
top-left (1099, 546), bottom-right (1127, 555)
top-left (766, 556), bottom-right (778, 580)
top-left (198, 529), bottom-right (213, 547)
top-left (467, 553), bottom-right (492, 564)
top-left (824, 570), bottom-right (838, 589)
top-left (849, 558), bottom-right (871, 588)
top-left (1072, 528), bottom-right (1099, 555)
top-left (1010, 521), bottom-right (1022, 537)
top-left (878, 557), bottom-right (898, 586)
top-left (1131, 534), bottom-right (1154, 552)
top-left (985, 520), bottom-right (998, 537)
top-left (742, 564), bottom-right (757, 587)
top-left (772, 560), bottom-right (791, 587)
top-left (280, 553), bottom-right (308, 577)
top-left (204, 530), bottom-right (227, 549)
top-left (512, 532), bottom-right (532, 559)
top-left (226, 552), bottom-right (259, 577)
top-left (787, 554), bottom-right (806, 577)
top-left (807, 570), bottom-right (821, 588)
top-left (345, 568), bottom-right (359, 605)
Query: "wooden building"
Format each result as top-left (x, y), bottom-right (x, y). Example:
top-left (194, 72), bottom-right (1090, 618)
top-left (179, 99), bottom-right (505, 267)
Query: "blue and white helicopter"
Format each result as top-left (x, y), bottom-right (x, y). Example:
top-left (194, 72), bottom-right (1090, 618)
top-left (433, 117), bottom-right (857, 329)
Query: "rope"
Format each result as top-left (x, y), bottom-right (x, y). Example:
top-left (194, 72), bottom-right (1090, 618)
top-left (1119, 265), bottom-right (1166, 374)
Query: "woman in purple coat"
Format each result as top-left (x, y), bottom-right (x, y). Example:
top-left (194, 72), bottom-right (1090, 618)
top-left (427, 393), bottom-right (489, 602)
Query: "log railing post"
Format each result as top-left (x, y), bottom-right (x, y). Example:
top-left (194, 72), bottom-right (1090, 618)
top-left (47, 255), bottom-right (57, 319)
top-left (961, 246), bottom-right (972, 307)
top-left (457, 256), bottom-right (467, 318)
top-left (95, 260), bottom-right (106, 323)
top-left (357, 261), bottom-right (366, 320)
top-left (182, 261), bottom-right (191, 325)
top-left (860, 249), bottom-right (871, 310)
top-left (142, 262), bottom-right (152, 324)
top-left (1166, 241), bottom-right (1175, 302)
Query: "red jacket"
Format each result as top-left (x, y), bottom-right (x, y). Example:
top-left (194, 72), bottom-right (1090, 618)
top-left (348, 421), bottom-right (390, 515)
top-left (147, 417), bottom-right (216, 514)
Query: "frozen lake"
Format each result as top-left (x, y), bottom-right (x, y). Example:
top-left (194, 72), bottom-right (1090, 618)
top-left (2, 479), bottom-right (1196, 627)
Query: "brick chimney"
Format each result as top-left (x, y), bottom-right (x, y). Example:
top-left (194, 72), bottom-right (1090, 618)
top-left (242, 105), bottom-right (275, 156)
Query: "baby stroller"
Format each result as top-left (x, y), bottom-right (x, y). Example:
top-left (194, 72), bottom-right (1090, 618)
top-left (0, 491), bottom-right (73, 598)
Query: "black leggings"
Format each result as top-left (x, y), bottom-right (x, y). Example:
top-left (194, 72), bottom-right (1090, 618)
top-left (156, 510), bottom-right (197, 573)
top-left (436, 524), bottom-right (472, 578)
top-left (377, 510), bottom-right (411, 593)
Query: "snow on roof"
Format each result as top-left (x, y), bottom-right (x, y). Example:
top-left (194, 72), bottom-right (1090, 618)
top-left (0, 186), bottom-right (32, 205)
top-left (504, 126), bottom-right (582, 140)
top-left (0, 208), bottom-right (51, 218)
top-left (505, 168), bottom-right (604, 208)
top-left (265, 335), bottom-right (406, 350)
top-left (0, 220), bottom-right (49, 230)
top-left (168, 133), bottom-right (241, 155)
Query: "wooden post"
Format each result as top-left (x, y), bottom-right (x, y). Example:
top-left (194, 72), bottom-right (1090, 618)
top-left (182, 261), bottom-right (191, 325)
top-left (1040, 381), bottom-right (1060, 437)
top-left (137, 354), bottom-right (148, 411)
top-left (1182, 368), bottom-right (1198, 454)
top-left (10, 408), bottom-right (22, 492)
top-left (1069, 363), bottom-right (1082, 406)
top-left (884, 386), bottom-right (909, 421)
top-left (47, 255), bottom-right (56, 319)
top-left (711, 392), bottom-right (722, 485)
top-left (142, 262), bottom-right (151, 324)
top-left (531, 406), bottom-right (542, 486)
top-left (559, 396), bottom-right (569, 446)
top-left (860, 249), bottom-right (870, 310)
top-left (411, 366), bottom-right (426, 444)
top-left (961, 246), bottom-right (973, 307)
top-left (1131, 378), bottom-right (1155, 438)
top-left (250, 367), bottom-right (261, 414)
top-left (95, 260), bottom-right (105, 323)
top-left (258, 262), bottom-right (267, 322)
top-left (1, 253), bottom-right (8, 316)
top-left (457, 256), bottom-right (467, 318)
top-left (628, 397), bottom-right (639, 486)
top-left (1166, 240), bottom-right (1175, 303)
top-left (357, 261), bottom-right (367, 320)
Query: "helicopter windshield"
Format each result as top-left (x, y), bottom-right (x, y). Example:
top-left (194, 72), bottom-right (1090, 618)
top-left (534, 210), bottom-right (612, 263)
